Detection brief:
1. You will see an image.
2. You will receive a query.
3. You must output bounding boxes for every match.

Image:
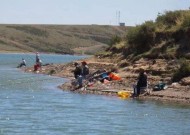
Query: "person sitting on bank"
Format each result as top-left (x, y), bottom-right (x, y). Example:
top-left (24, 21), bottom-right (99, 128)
top-left (73, 62), bottom-right (83, 89)
top-left (81, 61), bottom-right (89, 79)
top-left (18, 58), bottom-right (26, 68)
top-left (133, 68), bottom-right (147, 97)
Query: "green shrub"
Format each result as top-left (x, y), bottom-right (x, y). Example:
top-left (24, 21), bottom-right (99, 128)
top-left (126, 21), bottom-right (156, 54)
top-left (181, 14), bottom-right (190, 29)
top-left (110, 35), bottom-right (122, 46)
top-left (7, 26), bottom-right (49, 37)
top-left (0, 40), bottom-right (7, 45)
top-left (156, 10), bottom-right (183, 29)
top-left (172, 60), bottom-right (190, 82)
top-left (49, 69), bottom-right (56, 75)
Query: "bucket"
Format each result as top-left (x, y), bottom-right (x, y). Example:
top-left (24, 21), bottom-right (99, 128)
top-left (117, 90), bottom-right (131, 99)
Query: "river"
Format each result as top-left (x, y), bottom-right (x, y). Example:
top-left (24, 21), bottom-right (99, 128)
top-left (0, 53), bottom-right (190, 135)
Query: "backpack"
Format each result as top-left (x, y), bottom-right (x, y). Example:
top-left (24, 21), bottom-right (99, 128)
top-left (153, 83), bottom-right (167, 91)
top-left (83, 66), bottom-right (89, 76)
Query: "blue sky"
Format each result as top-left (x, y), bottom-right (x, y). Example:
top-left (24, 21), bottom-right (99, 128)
top-left (0, 0), bottom-right (189, 26)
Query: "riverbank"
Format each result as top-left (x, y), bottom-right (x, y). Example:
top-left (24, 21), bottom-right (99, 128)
top-left (23, 56), bottom-right (190, 104)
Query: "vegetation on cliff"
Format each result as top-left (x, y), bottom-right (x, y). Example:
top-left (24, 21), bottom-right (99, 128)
top-left (98, 9), bottom-right (190, 83)
top-left (103, 10), bottom-right (190, 58)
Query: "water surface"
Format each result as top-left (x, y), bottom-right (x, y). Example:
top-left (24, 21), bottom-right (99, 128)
top-left (0, 53), bottom-right (190, 135)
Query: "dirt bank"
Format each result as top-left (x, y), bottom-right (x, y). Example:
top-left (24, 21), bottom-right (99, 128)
top-left (23, 56), bottom-right (190, 104)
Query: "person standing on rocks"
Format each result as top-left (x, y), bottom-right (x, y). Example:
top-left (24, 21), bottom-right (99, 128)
top-left (34, 52), bottom-right (42, 71)
top-left (36, 52), bottom-right (40, 64)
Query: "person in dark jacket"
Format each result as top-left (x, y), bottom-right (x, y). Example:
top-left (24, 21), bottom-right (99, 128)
top-left (133, 69), bottom-right (147, 97)
top-left (73, 62), bottom-right (82, 79)
top-left (81, 61), bottom-right (89, 79)
top-left (73, 62), bottom-right (83, 88)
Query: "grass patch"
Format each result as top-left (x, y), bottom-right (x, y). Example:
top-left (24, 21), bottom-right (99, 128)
top-left (172, 60), bottom-right (190, 82)
top-left (7, 25), bottom-right (49, 37)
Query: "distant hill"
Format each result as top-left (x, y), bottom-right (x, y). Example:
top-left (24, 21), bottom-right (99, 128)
top-left (0, 24), bottom-right (128, 54)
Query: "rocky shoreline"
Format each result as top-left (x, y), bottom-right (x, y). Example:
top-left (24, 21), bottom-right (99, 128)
top-left (23, 56), bottom-right (190, 104)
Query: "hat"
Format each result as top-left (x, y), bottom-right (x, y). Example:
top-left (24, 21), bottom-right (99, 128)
top-left (81, 61), bottom-right (87, 65)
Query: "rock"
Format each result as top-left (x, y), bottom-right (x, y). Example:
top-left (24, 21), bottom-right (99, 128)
top-left (180, 77), bottom-right (190, 85)
top-left (170, 82), bottom-right (180, 88)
